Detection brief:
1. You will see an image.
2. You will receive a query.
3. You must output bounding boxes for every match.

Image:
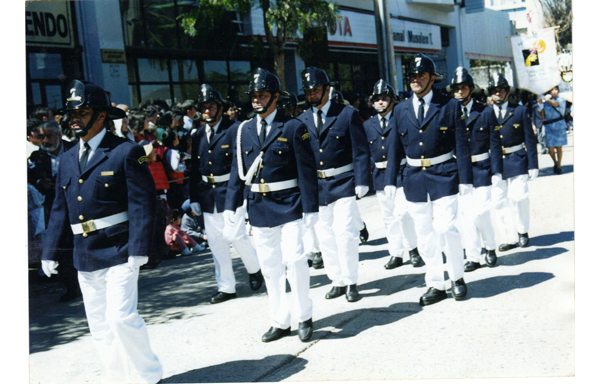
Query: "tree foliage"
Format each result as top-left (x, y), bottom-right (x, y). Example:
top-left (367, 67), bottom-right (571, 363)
top-left (179, 0), bottom-right (341, 89)
top-left (539, 0), bottom-right (572, 50)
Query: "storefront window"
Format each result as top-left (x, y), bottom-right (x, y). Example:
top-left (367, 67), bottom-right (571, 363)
top-left (204, 61), bottom-right (228, 82)
top-left (138, 58), bottom-right (170, 82)
top-left (29, 53), bottom-right (63, 80)
top-left (172, 59), bottom-right (198, 82)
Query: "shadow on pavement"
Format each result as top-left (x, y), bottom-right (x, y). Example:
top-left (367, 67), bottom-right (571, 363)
top-left (466, 272), bottom-right (554, 299)
top-left (528, 231), bottom-right (574, 247)
top-left (161, 354), bottom-right (307, 383)
top-left (358, 273), bottom-right (426, 299)
top-left (313, 301), bottom-right (422, 340)
top-left (498, 246), bottom-right (569, 267)
top-left (29, 250), bottom-right (261, 353)
top-left (359, 248), bottom-right (390, 261)
top-left (360, 237), bottom-right (388, 247)
top-left (538, 164), bottom-right (573, 178)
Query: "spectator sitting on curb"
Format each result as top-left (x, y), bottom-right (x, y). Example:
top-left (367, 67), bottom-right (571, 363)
top-left (165, 209), bottom-right (205, 256)
top-left (181, 199), bottom-right (209, 248)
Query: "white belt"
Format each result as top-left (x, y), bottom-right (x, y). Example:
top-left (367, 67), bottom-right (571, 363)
top-left (202, 173), bottom-right (230, 183)
top-left (503, 143), bottom-right (525, 154)
top-left (406, 152), bottom-right (453, 168)
top-left (251, 179), bottom-right (298, 193)
top-left (375, 158), bottom-right (406, 169)
top-left (471, 152), bottom-right (490, 163)
top-left (317, 163), bottom-right (354, 178)
top-left (71, 211), bottom-right (129, 235)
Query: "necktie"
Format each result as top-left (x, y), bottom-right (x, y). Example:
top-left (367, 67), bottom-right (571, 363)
top-left (207, 126), bottom-right (214, 143)
top-left (418, 98), bottom-right (425, 125)
top-left (316, 109), bottom-right (323, 136)
top-left (463, 106), bottom-right (468, 119)
top-left (381, 117), bottom-right (387, 131)
top-left (497, 107), bottom-right (502, 120)
top-left (79, 142), bottom-right (90, 173)
top-left (259, 119), bottom-right (267, 146)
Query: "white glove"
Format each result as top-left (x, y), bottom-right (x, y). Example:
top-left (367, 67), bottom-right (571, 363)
top-left (191, 202), bottom-right (202, 216)
top-left (303, 212), bottom-right (319, 228)
top-left (223, 210), bottom-right (236, 226)
top-left (528, 169), bottom-right (539, 180)
top-left (41, 260), bottom-right (59, 278)
top-left (355, 185), bottom-right (369, 199)
top-left (491, 173), bottom-right (503, 186)
top-left (384, 185), bottom-right (396, 199)
top-left (545, 94), bottom-right (552, 101)
top-left (459, 184), bottom-right (473, 196)
top-left (128, 256), bottom-right (148, 271)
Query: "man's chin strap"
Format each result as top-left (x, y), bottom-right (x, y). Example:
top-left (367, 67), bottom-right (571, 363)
top-left (375, 97), bottom-right (393, 114)
top-left (456, 85), bottom-right (473, 104)
top-left (308, 87), bottom-right (327, 107)
top-left (494, 89), bottom-right (509, 105)
top-left (253, 92), bottom-right (277, 114)
top-left (72, 110), bottom-right (101, 139)
top-left (205, 105), bottom-right (222, 123)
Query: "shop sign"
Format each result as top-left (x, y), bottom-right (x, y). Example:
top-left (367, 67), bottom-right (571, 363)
top-left (26, 1), bottom-right (73, 48)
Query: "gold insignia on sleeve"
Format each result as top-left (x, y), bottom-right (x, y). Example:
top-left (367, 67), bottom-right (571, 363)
top-left (513, 124), bottom-right (520, 128)
top-left (495, 126), bottom-right (502, 130)
top-left (302, 133), bottom-right (309, 140)
top-left (221, 145), bottom-right (230, 148)
top-left (101, 171), bottom-right (114, 176)
top-left (277, 137), bottom-right (288, 142)
top-left (440, 127), bottom-right (448, 131)
top-left (138, 156), bottom-right (148, 164)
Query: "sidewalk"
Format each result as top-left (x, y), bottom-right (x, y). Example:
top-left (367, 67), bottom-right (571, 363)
top-left (26, 133), bottom-right (575, 383)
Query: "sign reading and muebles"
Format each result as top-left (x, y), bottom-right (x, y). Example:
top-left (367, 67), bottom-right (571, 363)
top-left (26, 1), bottom-right (74, 48)
top-left (510, 28), bottom-right (560, 95)
top-left (327, 9), bottom-right (441, 52)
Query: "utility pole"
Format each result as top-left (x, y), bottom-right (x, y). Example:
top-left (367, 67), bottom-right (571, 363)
top-left (374, 0), bottom-right (389, 83)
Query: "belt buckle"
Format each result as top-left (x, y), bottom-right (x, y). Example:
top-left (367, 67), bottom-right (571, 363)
top-left (258, 184), bottom-right (269, 193)
top-left (81, 220), bottom-right (97, 234)
top-left (502, 148), bottom-right (507, 155)
top-left (317, 170), bottom-right (327, 179)
top-left (471, 156), bottom-right (477, 163)
top-left (421, 159), bottom-right (431, 167)
top-left (207, 175), bottom-right (215, 184)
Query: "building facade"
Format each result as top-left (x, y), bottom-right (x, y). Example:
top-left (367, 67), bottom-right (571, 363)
top-left (26, 0), bottom-right (516, 112)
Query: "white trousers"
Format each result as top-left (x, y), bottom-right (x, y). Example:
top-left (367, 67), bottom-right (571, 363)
top-left (376, 188), bottom-right (418, 259)
top-left (302, 224), bottom-right (320, 255)
top-left (78, 263), bottom-right (162, 384)
top-left (458, 185), bottom-right (497, 262)
top-left (205, 205), bottom-right (260, 293)
top-left (316, 196), bottom-right (360, 286)
top-left (492, 174), bottom-right (530, 244)
top-left (253, 219), bottom-right (312, 329)
top-left (408, 194), bottom-right (464, 291)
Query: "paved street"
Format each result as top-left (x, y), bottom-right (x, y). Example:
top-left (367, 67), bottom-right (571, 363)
top-left (23, 134), bottom-right (578, 383)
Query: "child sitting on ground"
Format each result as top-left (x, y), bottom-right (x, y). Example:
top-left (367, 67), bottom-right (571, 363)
top-left (165, 209), bottom-right (205, 256)
top-left (181, 199), bottom-right (209, 248)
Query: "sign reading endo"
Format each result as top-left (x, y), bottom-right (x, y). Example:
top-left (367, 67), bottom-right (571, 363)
top-left (26, 1), bottom-right (73, 48)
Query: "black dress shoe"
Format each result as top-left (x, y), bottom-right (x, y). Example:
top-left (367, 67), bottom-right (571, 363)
top-left (345, 284), bottom-right (359, 302)
top-left (312, 252), bottom-right (324, 269)
top-left (409, 248), bottom-right (423, 267)
top-left (485, 249), bottom-right (498, 267)
top-left (464, 261), bottom-right (481, 272)
top-left (210, 291), bottom-right (236, 304)
top-left (298, 318), bottom-right (313, 342)
top-left (450, 278), bottom-right (467, 301)
top-left (261, 326), bottom-right (291, 342)
top-left (359, 224), bottom-right (369, 243)
top-left (498, 243), bottom-right (518, 252)
top-left (249, 270), bottom-right (264, 291)
top-left (419, 287), bottom-right (447, 306)
top-left (518, 233), bottom-right (529, 247)
top-left (384, 256), bottom-right (403, 269)
top-left (325, 286), bottom-right (346, 299)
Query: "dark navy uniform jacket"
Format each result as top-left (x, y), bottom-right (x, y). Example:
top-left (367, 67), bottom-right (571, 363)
top-left (297, 102), bottom-right (371, 206)
top-left (385, 92), bottom-right (473, 203)
top-left (225, 110), bottom-right (318, 228)
top-left (364, 112), bottom-right (403, 190)
top-left (190, 118), bottom-right (241, 213)
top-left (41, 132), bottom-right (156, 272)
top-left (465, 101), bottom-right (503, 188)
top-left (497, 102), bottom-right (538, 179)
